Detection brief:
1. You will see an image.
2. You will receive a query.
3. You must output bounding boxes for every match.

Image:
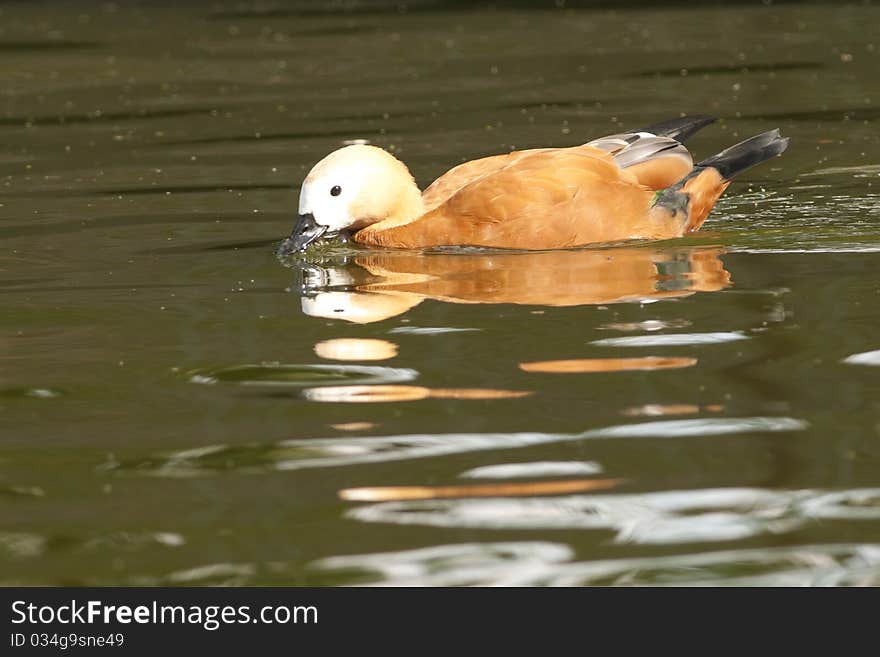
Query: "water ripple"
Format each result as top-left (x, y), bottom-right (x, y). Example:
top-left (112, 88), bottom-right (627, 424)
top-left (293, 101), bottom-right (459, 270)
top-left (460, 461), bottom-right (603, 479)
top-left (0, 532), bottom-right (47, 559)
top-left (583, 417), bottom-right (806, 439)
top-left (801, 489), bottom-right (880, 520)
top-left (590, 332), bottom-right (749, 347)
top-left (0, 387), bottom-right (63, 399)
top-left (842, 350), bottom-right (880, 366)
top-left (313, 542), bottom-right (573, 587)
top-left (388, 327), bottom-right (480, 335)
top-left (540, 544), bottom-right (880, 586)
top-left (345, 487), bottom-right (812, 543)
top-left (187, 363), bottom-right (418, 388)
top-left (311, 541), bottom-right (880, 586)
top-left (106, 417), bottom-right (806, 477)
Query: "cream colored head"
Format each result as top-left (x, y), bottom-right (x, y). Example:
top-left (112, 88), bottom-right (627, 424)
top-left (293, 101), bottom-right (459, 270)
top-left (281, 145), bottom-right (423, 253)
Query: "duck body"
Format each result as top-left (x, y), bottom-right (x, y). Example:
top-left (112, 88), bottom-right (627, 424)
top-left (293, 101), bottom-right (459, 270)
top-left (280, 116), bottom-right (788, 254)
top-left (357, 144), bottom-right (686, 250)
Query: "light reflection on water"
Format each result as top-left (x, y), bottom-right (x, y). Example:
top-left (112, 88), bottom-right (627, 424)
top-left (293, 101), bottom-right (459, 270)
top-left (459, 461), bottom-right (604, 479)
top-left (186, 362), bottom-right (419, 387)
top-left (107, 417), bottom-right (806, 475)
top-left (314, 542), bottom-right (575, 587)
top-left (314, 542), bottom-right (880, 587)
top-left (344, 487), bottom-right (812, 541)
top-left (590, 332), bottom-right (749, 347)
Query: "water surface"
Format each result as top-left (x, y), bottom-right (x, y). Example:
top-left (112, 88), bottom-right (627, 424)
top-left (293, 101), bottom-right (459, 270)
top-left (2, 0), bottom-right (880, 585)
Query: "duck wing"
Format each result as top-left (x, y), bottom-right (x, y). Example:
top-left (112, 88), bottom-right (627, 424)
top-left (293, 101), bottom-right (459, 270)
top-left (420, 116), bottom-right (715, 209)
top-left (585, 116), bottom-right (716, 189)
top-left (585, 132), bottom-right (693, 190)
top-left (421, 149), bottom-right (554, 212)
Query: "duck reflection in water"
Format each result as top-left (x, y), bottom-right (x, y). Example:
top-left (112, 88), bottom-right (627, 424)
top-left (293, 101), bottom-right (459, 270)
top-left (291, 246), bottom-right (731, 324)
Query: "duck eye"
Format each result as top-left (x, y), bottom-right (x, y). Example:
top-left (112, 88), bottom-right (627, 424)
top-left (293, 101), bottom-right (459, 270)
top-left (330, 185), bottom-right (342, 197)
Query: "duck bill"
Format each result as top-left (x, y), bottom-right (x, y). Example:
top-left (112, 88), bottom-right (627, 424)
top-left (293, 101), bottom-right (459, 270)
top-left (278, 213), bottom-right (328, 255)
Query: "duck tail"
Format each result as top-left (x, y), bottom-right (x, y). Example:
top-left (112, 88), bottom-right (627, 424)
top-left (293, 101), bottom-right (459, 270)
top-left (695, 129), bottom-right (790, 180)
top-left (651, 129), bottom-right (789, 233)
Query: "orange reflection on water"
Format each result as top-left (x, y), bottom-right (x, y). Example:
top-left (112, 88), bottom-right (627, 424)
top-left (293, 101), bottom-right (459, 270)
top-left (519, 356), bottom-right (697, 373)
top-left (314, 338), bottom-right (399, 361)
top-left (299, 246), bottom-right (731, 324)
top-left (305, 385), bottom-right (532, 403)
top-left (339, 478), bottom-right (623, 501)
top-left (621, 403), bottom-right (724, 416)
top-left (428, 388), bottom-right (533, 400)
top-left (329, 422), bottom-right (378, 431)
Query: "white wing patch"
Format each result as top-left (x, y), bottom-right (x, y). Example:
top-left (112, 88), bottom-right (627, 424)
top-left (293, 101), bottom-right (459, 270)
top-left (586, 132), bottom-right (693, 170)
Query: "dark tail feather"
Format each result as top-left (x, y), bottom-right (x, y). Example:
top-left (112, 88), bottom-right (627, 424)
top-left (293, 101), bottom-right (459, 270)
top-left (696, 129), bottom-right (789, 180)
top-left (638, 115), bottom-right (716, 143)
top-left (652, 128), bottom-right (790, 234)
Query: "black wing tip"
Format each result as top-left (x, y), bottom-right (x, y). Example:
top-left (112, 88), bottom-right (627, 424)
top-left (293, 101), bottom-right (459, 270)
top-left (638, 114), bottom-right (718, 142)
top-left (697, 128), bottom-right (789, 180)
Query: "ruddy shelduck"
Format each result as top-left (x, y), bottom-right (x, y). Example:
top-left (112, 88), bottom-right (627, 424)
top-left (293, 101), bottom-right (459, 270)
top-left (278, 116), bottom-right (788, 253)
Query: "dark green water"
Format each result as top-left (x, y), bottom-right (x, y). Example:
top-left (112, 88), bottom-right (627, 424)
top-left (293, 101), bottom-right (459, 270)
top-left (2, 1), bottom-right (880, 585)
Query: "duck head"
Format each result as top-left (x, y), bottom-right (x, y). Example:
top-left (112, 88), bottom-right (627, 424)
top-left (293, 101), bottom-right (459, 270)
top-left (279, 144), bottom-right (424, 255)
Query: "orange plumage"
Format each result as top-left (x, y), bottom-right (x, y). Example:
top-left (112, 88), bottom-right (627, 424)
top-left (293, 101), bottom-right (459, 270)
top-left (280, 117), bottom-right (788, 254)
